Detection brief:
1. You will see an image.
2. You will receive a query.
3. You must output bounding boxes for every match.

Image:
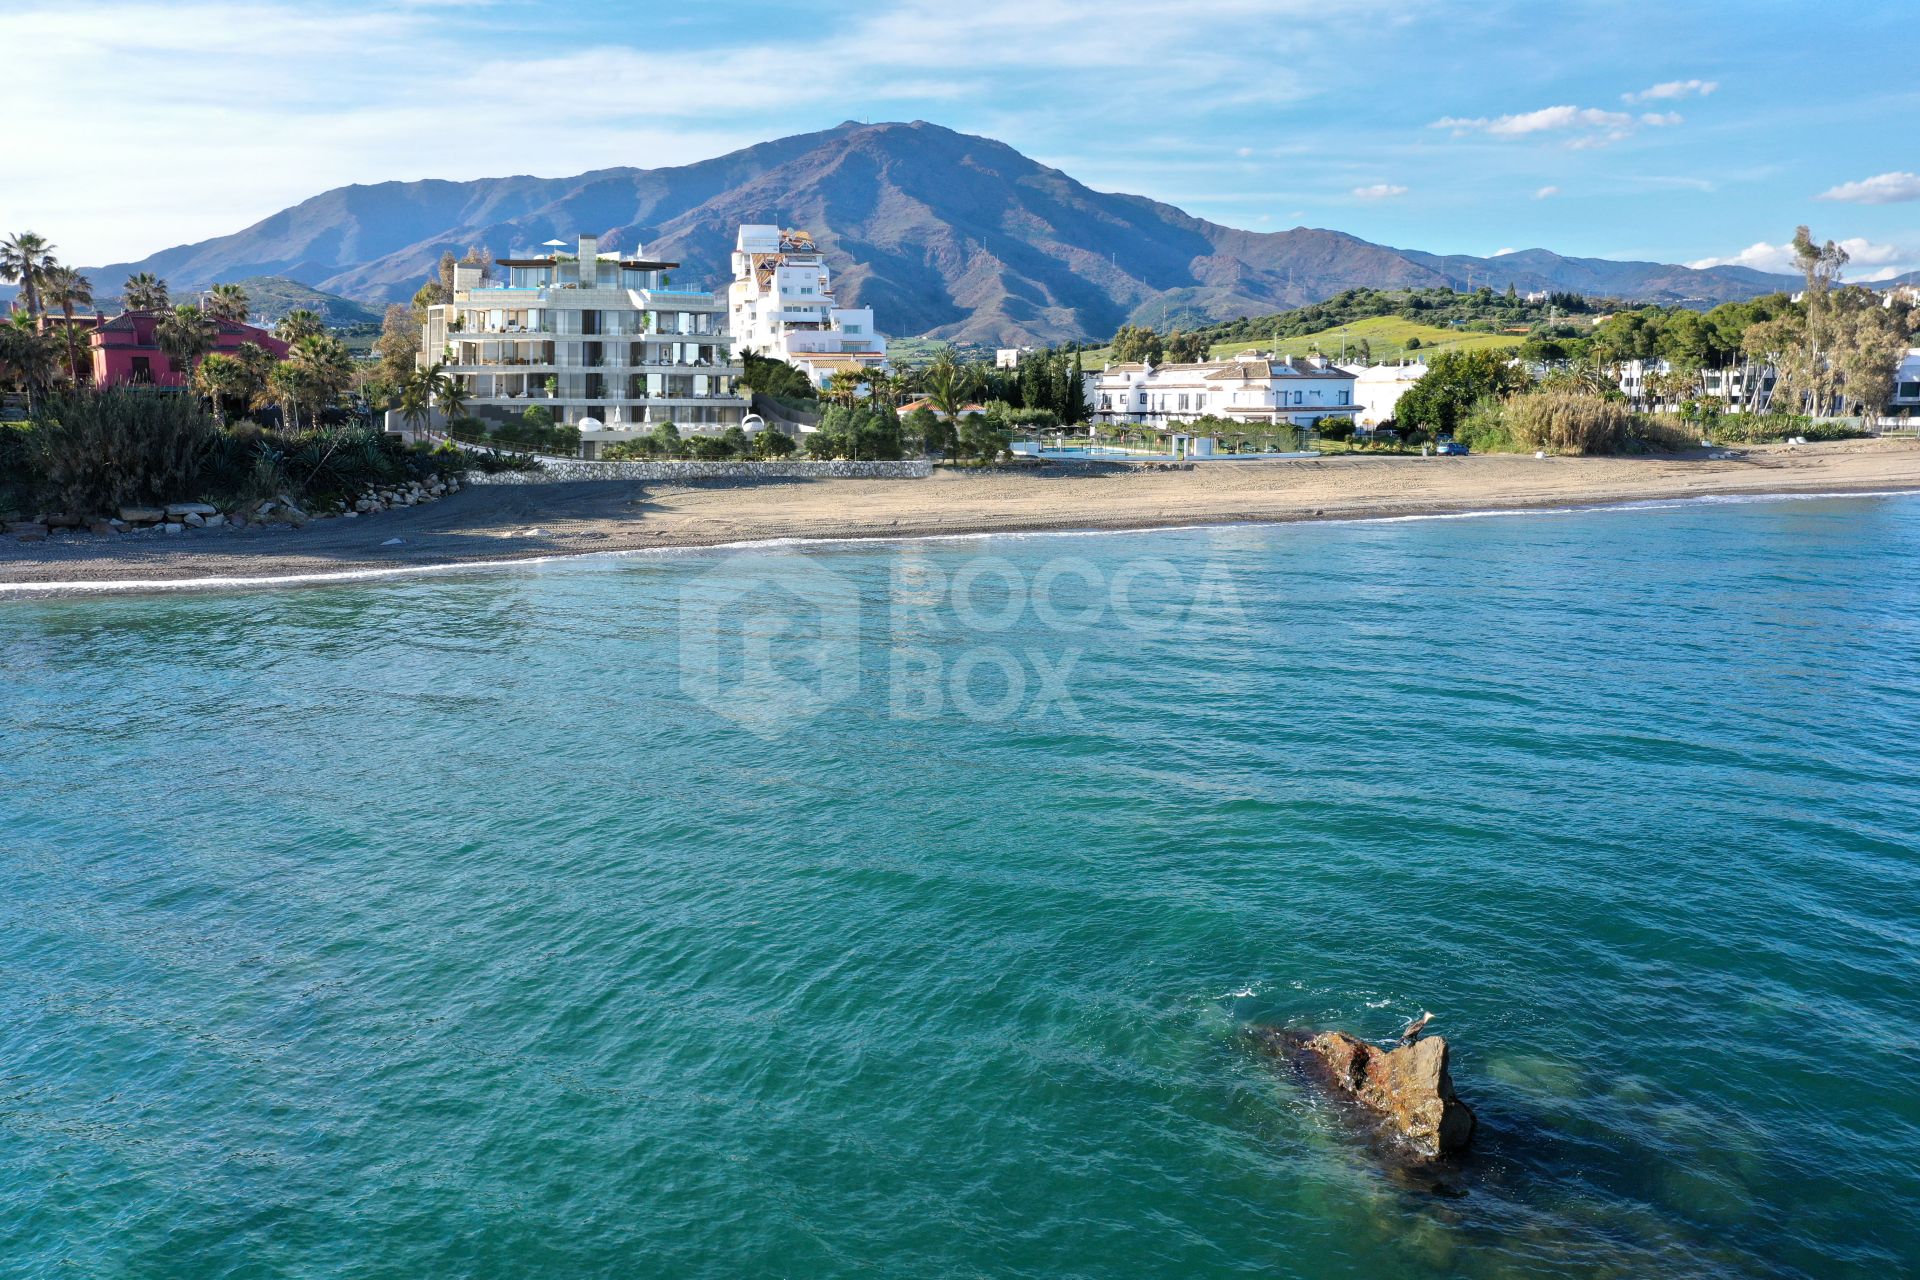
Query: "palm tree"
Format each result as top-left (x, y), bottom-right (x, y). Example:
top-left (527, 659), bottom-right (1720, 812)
top-left (156, 303), bottom-right (218, 386)
top-left (399, 367), bottom-right (436, 438)
top-left (403, 361), bottom-right (451, 434)
top-left (40, 264), bottom-right (94, 385)
top-left (216, 340), bottom-right (277, 422)
top-left (921, 357), bottom-right (977, 461)
top-left (435, 368), bottom-right (469, 422)
top-left (205, 283), bottom-right (250, 324)
top-left (268, 361), bottom-right (306, 431)
top-left (1, 232), bottom-right (57, 328)
top-left (275, 309), bottom-right (324, 345)
top-left (123, 272), bottom-right (170, 312)
top-left (0, 313), bottom-right (59, 409)
top-left (281, 334), bottom-right (355, 429)
top-left (825, 369), bottom-right (868, 407)
top-left (194, 352), bottom-right (253, 425)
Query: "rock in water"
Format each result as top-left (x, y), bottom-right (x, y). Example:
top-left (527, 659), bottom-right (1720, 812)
top-left (1260, 1028), bottom-right (1476, 1161)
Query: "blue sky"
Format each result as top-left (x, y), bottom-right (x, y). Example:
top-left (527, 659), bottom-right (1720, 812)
top-left (5, 0), bottom-right (1917, 279)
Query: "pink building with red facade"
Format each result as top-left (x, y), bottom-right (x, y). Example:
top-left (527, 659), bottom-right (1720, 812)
top-left (89, 312), bottom-right (290, 388)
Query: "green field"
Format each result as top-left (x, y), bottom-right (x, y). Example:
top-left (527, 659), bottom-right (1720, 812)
top-left (1077, 315), bottom-right (1524, 367)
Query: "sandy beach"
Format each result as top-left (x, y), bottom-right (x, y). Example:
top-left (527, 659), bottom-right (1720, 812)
top-left (6, 438), bottom-right (1920, 593)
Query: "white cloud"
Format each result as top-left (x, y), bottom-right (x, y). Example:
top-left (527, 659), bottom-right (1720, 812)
top-left (1493, 247), bottom-right (1518, 256)
top-left (1431, 102), bottom-right (1681, 149)
top-left (1623, 79), bottom-right (1717, 103)
top-left (1687, 237), bottom-right (1909, 275)
top-left (1351, 183), bottom-right (1408, 200)
top-left (1818, 171), bottom-right (1920, 204)
top-left (1435, 105), bottom-right (1631, 137)
top-left (1534, 185), bottom-right (1561, 199)
top-left (1688, 242), bottom-right (1794, 272)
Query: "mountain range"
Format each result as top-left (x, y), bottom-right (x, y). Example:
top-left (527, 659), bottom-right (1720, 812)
top-left (73, 121), bottom-right (1800, 344)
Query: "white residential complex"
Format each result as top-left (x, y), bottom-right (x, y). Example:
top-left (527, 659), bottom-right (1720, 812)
top-left (419, 234), bottom-right (745, 454)
top-left (1092, 353), bottom-right (1359, 430)
top-left (728, 226), bottom-right (887, 388)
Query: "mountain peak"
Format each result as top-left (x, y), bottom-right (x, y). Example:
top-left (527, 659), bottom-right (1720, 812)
top-left (79, 123), bottom-right (1795, 343)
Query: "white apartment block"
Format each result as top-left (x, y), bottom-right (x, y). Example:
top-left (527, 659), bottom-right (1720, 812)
top-left (1092, 353), bottom-right (1359, 429)
top-left (728, 226), bottom-right (887, 388)
top-left (420, 234), bottom-right (745, 455)
top-left (1616, 358), bottom-right (1776, 412)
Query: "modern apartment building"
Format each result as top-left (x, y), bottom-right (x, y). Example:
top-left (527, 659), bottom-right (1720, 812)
top-left (1092, 353), bottom-right (1359, 429)
top-left (727, 226), bottom-right (887, 388)
top-left (1891, 348), bottom-right (1920, 419)
top-left (419, 234), bottom-right (745, 454)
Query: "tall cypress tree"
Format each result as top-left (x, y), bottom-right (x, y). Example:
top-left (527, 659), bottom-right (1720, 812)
top-left (1063, 350), bottom-right (1087, 424)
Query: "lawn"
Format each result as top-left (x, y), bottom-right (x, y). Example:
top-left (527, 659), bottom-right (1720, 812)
top-left (1228, 315), bottom-right (1522, 363)
top-left (1075, 315), bottom-right (1523, 367)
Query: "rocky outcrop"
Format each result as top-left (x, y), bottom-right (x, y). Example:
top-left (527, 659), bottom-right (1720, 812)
top-left (1258, 1028), bottom-right (1476, 1162)
top-left (5, 474), bottom-right (461, 544)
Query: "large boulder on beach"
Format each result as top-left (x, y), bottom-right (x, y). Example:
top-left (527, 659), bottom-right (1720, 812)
top-left (1258, 1027), bottom-right (1476, 1161)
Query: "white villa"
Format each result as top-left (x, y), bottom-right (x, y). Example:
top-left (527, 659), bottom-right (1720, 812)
top-left (418, 234), bottom-right (745, 455)
top-left (1091, 353), bottom-right (1359, 430)
top-left (1343, 361), bottom-right (1428, 426)
top-left (728, 225), bottom-right (887, 388)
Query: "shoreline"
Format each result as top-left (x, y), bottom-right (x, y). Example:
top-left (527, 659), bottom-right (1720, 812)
top-left (6, 441), bottom-right (1920, 598)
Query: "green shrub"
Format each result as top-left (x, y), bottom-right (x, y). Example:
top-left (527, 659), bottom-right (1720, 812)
top-left (648, 421), bottom-right (683, 458)
top-left (1703, 413), bottom-right (1858, 444)
top-left (1453, 397), bottom-right (1515, 452)
top-left (741, 350), bottom-right (819, 402)
top-left (803, 404), bottom-right (905, 460)
top-left (0, 421), bottom-right (32, 508)
top-left (27, 389), bottom-right (220, 512)
top-left (957, 412), bottom-right (1012, 462)
top-left (1315, 417), bottom-right (1355, 442)
top-left (902, 406), bottom-right (943, 454)
top-left (752, 428), bottom-right (797, 458)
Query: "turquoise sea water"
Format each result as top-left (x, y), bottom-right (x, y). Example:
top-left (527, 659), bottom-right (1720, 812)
top-left (4, 495), bottom-right (1919, 1278)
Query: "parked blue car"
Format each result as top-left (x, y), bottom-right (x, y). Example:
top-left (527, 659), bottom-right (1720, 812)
top-left (1434, 438), bottom-right (1470, 456)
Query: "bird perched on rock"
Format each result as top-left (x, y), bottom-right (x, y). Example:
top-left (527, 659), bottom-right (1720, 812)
top-left (1398, 1012), bottom-right (1433, 1045)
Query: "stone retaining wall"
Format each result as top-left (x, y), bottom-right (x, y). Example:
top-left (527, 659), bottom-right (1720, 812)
top-left (464, 459), bottom-right (932, 483)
